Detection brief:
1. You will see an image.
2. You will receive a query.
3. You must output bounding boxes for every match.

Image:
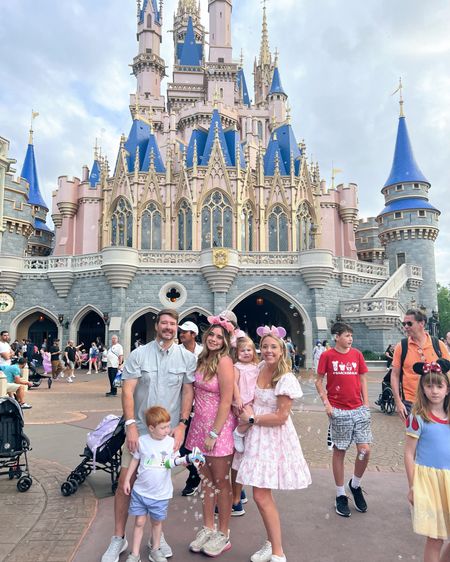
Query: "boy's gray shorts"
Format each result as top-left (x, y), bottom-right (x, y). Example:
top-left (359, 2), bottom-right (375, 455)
top-left (330, 405), bottom-right (372, 450)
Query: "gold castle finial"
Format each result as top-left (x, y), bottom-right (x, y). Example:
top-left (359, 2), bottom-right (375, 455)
top-left (213, 86), bottom-right (220, 108)
top-left (274, 47), bottom-right (279, 66)
top-left (259, 0), bottom-right (271, 67)
top-left (94, 138), bottom-right (99, 159)
top-left (391, 77), bottom-right (404, 117)
top-left (29, 109), bottom-right (39, 144)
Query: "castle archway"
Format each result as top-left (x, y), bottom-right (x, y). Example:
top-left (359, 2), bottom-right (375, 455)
top-left (11, 307), bottom-right (59, 347)
top-left (179, 307), bottom-right (211, 342)
top-left (77, 310), bottom-right (106, 350)
top-left (228, 286), bottom-right (312, 367)
top-left (125, 306), bottom-right (160, 353)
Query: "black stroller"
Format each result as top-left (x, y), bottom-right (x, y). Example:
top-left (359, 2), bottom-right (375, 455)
top-left (375, 369), bottom-right (396, 415)
top-left (0, 397), bottom-right (33, 492)
top-left (28, 359), bottom-right (52, 389)
top-left (61, 415), bottom-right (125, 496)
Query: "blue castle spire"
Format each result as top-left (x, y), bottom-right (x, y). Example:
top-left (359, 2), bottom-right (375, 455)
top-left (21, 129), bottom-right (48, 210)
top-left (179, 16), bottom-right (202, 66)
top-left (89, 158), bottom-right (101, 188)
top-left (269, 65), bottom-right (286, 97)
top-left (383, 113), bottom-right (428, 188)
top-left (140, 0), bottom-right (161, 24)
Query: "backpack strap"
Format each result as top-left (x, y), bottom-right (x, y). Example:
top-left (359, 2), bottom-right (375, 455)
top-left (399, 337), bottom-right (408, 402)
top-left (431, 336), bottom-right (443, 359)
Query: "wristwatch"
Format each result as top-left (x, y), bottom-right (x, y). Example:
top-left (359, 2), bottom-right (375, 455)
top-left (179, 418), bottom-right (189, 426)
top-left (248, 416), bottom-right (255, 425)
top-left (124, 419), bottom-right (136, 427)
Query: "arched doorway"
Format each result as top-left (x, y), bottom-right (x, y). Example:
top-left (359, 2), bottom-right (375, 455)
top-left (232, 289), bottom-right (306, 357)
top-left (77, 311), bottom-right (105, 349)
top-left (179, 311), bottom-right (209, 342)
top-left (130, 311), bottom-right (157, 351)
top-left (24, 313), bottom-right (58, 348)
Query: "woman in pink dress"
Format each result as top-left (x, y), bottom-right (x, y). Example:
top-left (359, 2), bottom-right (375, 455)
top-left (237, 326), bottom-right (312, 562)
top-left (186, 317), bottom-right (236, 557)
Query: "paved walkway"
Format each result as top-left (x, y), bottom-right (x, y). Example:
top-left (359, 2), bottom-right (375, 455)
top-left (0, 369), bottom-right (423, 561)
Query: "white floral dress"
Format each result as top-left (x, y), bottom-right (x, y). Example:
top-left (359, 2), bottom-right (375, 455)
top-left (236, 372), bottom-right (312, 490)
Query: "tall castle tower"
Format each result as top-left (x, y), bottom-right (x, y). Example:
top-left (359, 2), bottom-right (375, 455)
top-left (377, 89), bottom-right (440, 311)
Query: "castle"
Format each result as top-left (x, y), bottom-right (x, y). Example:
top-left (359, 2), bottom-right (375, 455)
top-left (0, 0), bottom-right (440, 362)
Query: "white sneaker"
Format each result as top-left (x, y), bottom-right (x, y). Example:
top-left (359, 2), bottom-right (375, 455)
top-left (101, 536), bottom-right (128, 562)
top-left (67, 376), bottom-right (73, 383)
top-left (251, 541), bottom-right (272, 562)
top-left (201, 530), bottom-right (231, 557)
top-left (20, 403), bottom-right (32, 410)
top-left (87, 371), bottom-right (91, 375)
top-left (148, 532), bottom-right (173, 558)
top-left (270, 556), bottom-right (286, 562)
top-left (148, 548), bottom-right (166, 562)
top-left (233, 428), bottom-right (245, 453)
top-left (189, 527), bottom-right (215, 553)
top-left (59, 373), bottom-right (65, 378)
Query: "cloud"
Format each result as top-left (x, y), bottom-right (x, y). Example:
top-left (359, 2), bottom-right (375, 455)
top-left (1, 0), bottom-right (450, 283)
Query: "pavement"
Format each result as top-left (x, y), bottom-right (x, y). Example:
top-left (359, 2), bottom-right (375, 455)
top-left (0, 368), bottom-right (424, 562)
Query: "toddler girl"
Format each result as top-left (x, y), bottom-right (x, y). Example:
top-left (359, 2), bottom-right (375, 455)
top-left (404, 359), bottom-right (450, 562)
top-left (232, 336), bottom-right (259, 453)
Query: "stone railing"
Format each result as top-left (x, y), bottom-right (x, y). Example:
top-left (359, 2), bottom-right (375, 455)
top-left (340, 297), bottom-right (402, 318)
top-left (373, 263), bottom-right (422, 298)
top-left (239, 252), bottom-right (299, 268)
top-left (139, 251), bottom-right (201, 266)
top-left (333, 257), bottom-right (388, 279)
top-left (24, 253), bottom-right (103, 272)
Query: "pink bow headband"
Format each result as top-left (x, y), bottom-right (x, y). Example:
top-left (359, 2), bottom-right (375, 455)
top-left (230, 329), bottom-right (247, 348)
top-left (256, 325), bottom-right (287, 339)
top-left (422, 362), bottom-right (442, 374)
top-left (207, 315), bottom-right (235, 334)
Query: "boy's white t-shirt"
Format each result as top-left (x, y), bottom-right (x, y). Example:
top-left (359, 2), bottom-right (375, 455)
top-left (132, 434), bottom-right (178, 500)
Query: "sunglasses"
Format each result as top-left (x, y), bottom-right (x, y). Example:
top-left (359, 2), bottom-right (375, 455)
top-left (401, 321), bottom-right (414, 327)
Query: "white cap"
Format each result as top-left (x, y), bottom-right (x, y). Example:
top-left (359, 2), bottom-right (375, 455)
top-left (179, 321), bottom-right (199, 335)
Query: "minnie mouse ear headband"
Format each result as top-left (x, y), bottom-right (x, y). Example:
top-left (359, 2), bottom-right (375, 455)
top-left (413, 359), bottom-right (450, 376)
top-left (256, 325), bottom-right (287, 339)
top-left (230, 329), bottom-right (247, 348)
top-left (207, 315), bottom-right (235, 335)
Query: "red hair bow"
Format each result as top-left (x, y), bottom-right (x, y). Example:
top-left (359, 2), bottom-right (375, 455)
top-left (422, 362), bottom-right (442, 374)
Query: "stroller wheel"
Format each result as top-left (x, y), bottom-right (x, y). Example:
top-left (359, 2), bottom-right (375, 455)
top-left (68, 478), bottom-right (79, 493)
top-left (61, 481), bottom-right (74, 496)
top-left (48, 378), bottom-right (52, 389)
top-left (17, 476), bottom-right (32, 492)
top-left (71, 471), bottom-right (84, 484)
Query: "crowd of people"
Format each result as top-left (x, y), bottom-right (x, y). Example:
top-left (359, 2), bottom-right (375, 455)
top-left (3, 306), bottom-right (450, 562)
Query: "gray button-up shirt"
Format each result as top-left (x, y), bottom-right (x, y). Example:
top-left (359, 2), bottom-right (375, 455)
top-left (122, 340), bottom-right (197, 436)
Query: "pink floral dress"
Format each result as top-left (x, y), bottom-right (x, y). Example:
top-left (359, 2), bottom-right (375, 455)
top-left (186, 370), bottom-right (237, 457)
top-left (236, 372), bottom-right (312, 490)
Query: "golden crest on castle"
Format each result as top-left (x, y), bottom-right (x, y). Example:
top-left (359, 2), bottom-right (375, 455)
top-left (213, 248), bottom-right (229, 269)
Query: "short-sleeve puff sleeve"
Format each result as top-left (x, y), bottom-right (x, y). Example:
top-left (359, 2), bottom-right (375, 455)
top-left (274, 372), bottom-right (303, 399)
top-left (405, 413), bottom-right (423, 439)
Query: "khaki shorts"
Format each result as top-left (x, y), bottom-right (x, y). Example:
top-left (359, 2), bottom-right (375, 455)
top-left (121, 444), bottom-right (133, 469)
top-left (7, 383), bottom-right (20, 393)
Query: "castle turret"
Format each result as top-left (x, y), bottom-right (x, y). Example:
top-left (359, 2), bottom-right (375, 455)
top-left (267, 56), bottom-right (287, 124)
top-left (208, 0), bottom-right (232, 64)
top-left (377, 86), bottom-right (440, 311)
top-left (20, 117), bottom-right (53, 256)
top-left (132, 0), bottom-right (166, 112)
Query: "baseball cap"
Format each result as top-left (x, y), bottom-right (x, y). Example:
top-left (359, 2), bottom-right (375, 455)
top-left (219, 309), bottom-right (238, 326)
top-left (179, 321), bottom-right (199, 335)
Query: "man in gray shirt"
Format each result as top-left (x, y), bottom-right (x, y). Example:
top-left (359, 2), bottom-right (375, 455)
top-left (101, 309), bottom-right (196, 562)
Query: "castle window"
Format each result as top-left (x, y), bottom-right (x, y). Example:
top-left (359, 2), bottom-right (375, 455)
top-left (141, 202), bottom-right (162, 250)
top-left (257, 121), bottom-right (263, 140)
top-left (111, 198), bottom-right (133, 247)
top-left (218, 57), bottom-right (224, 63)
top-left (394, 211), bottom-right (402, 219)
top-left (147, 14), bottom-right (152, 27)
top-left (396, 184), bottom-right (404, 191)
top-left (418, 210), bottom-right (426, 218)
top-left (178, 200), bottom-right (193, 250)
top-left (413, 183), bottom-right (420, 189)
top-left (397, 252), bottom-right (406, 268)
top-left (296, 202), bottom-right (315, 251)
top-left (201, 191), bottom-right (233, 249)
top-left (268, 205), bottom-right (288, 251)
top-left (241, 203), bottom-right (254, 251)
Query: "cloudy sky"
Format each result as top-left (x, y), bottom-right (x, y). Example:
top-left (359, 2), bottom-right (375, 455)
top-left (1, 0), bottom-right (449, 281)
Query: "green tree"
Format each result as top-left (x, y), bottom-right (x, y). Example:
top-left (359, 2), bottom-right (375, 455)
top-left (437, 283), bottom-right (450, 337)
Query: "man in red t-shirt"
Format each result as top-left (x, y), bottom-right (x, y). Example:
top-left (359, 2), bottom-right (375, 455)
top-left (315, 322), bottom-right (372, 518)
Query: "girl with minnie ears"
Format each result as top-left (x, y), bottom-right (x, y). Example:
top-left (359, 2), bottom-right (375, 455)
top-left (185, 316), bottom-right (236, 557)
top-left (235, 326), bottom-right (311, 562)
top-left (404, 359), bottom-right (450, 562)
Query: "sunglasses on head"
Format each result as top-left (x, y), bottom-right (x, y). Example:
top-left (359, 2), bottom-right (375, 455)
top-left (401, 321), bottom-right (414, 327)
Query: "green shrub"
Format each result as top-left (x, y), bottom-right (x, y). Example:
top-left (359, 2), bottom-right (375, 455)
top-left (362, 350), bottom-right (384, 361)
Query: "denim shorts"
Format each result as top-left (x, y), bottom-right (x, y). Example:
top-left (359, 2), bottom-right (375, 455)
top-left (330, 405), bottom-right (372, 450)
top-left (129, 489), bottom-right (169, 520)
